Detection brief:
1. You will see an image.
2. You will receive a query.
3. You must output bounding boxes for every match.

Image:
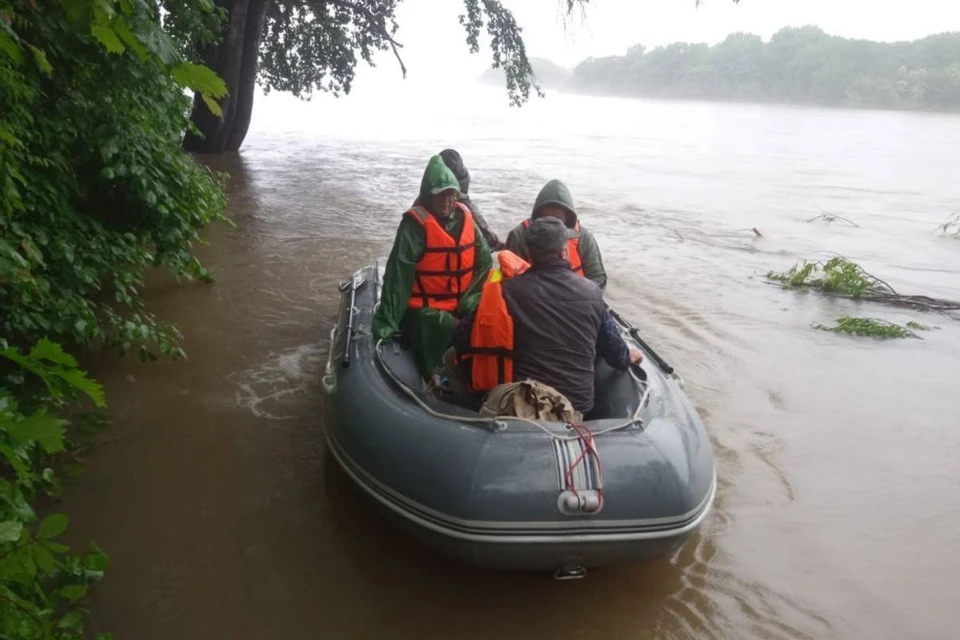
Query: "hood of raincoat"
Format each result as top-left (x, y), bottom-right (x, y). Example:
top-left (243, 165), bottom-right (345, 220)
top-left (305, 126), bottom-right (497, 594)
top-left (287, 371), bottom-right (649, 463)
top-left (440, 148), bottom-right (471, 194)
top-left (531, 179), bottom-right (578, 228)
top-left (419, 155), bottom-right (462, 213)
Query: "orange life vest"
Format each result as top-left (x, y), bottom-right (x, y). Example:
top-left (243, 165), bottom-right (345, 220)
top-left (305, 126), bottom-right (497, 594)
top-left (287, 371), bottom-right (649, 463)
top-left (523, 218), bottom-right (583, 276)
top-left (406, 203), bottom-right (476, 313)
top-left (463, 250), bottom-right (531, 391)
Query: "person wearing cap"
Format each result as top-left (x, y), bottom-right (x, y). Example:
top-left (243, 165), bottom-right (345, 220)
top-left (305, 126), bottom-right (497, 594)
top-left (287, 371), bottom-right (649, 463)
top-left (453, 217), bottom-right (640, 414)
top-left (372, 155), bottom-right (492, 378)
top-left (411, 149), bottom-right (503, 251)
top-left (504, 179), bottom-right (607, 288)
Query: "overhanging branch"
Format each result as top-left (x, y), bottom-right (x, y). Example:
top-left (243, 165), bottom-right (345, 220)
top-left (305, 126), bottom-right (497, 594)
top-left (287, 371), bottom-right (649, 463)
top-left (325, 0), bottom-right (407, 78)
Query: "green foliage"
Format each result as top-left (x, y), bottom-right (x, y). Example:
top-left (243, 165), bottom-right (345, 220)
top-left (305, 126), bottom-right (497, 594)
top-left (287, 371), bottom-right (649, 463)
top-left (767, 257), bottom-right (896, 297)
top-left (2, 2), bottom-right (229, 638)
top-left (163, 0), bottom-right (593, 109)
top-left (767, 256), bottom-right (960, 314)
top-left (460, 0), bottom-right (542, 106)
top-left (571, 27), bottom-right (960, 112)
top-left (813, 317), bottom-right (920, 339)
top-left (1, 0), bottom-right (227, 359)
top-left (1, 340), bottom-right (112, 640)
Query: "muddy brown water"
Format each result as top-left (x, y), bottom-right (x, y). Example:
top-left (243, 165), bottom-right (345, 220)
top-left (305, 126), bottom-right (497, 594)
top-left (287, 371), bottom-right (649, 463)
top-left (62, 87), bottom-right (960, 639)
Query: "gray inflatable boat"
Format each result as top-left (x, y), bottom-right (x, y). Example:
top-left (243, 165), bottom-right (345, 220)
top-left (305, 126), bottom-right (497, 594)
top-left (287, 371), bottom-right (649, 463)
top-left (322, 265), bottom-right (715, 576)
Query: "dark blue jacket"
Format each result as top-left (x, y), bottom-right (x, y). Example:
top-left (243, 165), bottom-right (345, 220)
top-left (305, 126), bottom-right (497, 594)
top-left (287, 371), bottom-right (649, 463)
top-left (455, 259), bottom-right (629, 412)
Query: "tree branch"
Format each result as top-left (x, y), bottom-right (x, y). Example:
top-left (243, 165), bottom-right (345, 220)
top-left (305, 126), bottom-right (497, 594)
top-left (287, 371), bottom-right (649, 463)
top-left (325, 0), bottom-right (407, 78)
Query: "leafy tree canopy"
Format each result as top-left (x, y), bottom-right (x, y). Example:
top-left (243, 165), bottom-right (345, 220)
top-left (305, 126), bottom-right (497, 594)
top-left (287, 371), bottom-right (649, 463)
top-left (571, 26), bottom-right (960, 112)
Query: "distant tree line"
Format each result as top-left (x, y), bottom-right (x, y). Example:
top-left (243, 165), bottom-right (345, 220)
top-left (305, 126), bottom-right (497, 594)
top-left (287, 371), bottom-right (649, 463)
top-left (482, 57), bottom-right (572, 89)
top-left (570, 27), bottom-right (960, 111)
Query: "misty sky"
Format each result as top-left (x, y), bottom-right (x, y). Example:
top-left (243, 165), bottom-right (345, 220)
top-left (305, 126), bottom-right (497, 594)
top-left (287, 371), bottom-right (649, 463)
top-left (347, 0), bottom-right (960, 88)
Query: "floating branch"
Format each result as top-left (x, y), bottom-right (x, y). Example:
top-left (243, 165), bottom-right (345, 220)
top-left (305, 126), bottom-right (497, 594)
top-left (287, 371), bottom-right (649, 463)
top-left (806, 210), bottom-right (860, 227)
top-left (937, 210), bottom-right (960, 237)
top-left (766, 256), bottom-right (960, 312)
top-left (813, 316), bottom-right (921, 339)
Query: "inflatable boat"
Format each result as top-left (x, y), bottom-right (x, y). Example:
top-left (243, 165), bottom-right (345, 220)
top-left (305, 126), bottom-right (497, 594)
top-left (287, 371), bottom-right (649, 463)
top-left (322, 265), bottom-right (715, 577)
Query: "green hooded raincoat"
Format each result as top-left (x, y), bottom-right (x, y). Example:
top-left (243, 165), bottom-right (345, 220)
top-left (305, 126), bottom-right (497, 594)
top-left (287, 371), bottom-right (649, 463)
top-left (372, 156), bottom-right (492, 377)
top-left (504, 179), bottom-right (607, 289)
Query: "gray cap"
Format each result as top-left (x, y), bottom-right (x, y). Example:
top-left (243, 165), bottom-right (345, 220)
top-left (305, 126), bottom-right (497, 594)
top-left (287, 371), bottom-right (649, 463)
top-left (526, 216), bottom-right (578, 256)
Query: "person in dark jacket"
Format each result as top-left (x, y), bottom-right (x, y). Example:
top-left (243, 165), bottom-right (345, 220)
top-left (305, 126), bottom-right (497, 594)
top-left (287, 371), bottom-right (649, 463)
top-left (414, 149), bottom-right (503, 251)
top-left (454, 217), bottom-right (640, 414)
top-left (504, 179), bottom-right (606, 288)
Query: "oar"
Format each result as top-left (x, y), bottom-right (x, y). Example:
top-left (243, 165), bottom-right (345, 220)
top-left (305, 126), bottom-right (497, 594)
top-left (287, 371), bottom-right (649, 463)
top-left (339, 271), bottom-right (366, 368)
top-left (608, 307), bottom-right (675, 376)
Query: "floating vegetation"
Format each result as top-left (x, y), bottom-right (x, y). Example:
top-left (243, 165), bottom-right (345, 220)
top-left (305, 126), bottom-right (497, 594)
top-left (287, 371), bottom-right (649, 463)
top-left (813, 317), bottom-right (921, 339)
top-left (767, 256), bottom-right (960, 312)
top-left (806, 210), bottom-right (860, 227)
top-left (937, 210), bottom-right (960, 237)
top-left (767, 256), bottom-right (895, 296)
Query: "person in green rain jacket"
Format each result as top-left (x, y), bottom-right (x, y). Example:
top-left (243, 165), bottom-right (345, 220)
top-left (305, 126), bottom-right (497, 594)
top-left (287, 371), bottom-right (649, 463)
top-left (504, 179), bottom-right (607, 289)
top-left (372, 156), bottom-right (492, 378)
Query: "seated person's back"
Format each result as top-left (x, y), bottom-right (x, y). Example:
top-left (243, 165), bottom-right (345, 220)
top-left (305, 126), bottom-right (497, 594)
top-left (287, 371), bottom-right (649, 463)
top-left (455, 217), bottom-right (639, 414)
top-left (502, 257), bottom-right (605, 413)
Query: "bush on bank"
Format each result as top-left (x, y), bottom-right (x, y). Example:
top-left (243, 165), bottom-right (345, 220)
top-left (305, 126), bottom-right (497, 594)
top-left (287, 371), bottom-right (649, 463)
top-left (1, 1), bottom-right (226, 636)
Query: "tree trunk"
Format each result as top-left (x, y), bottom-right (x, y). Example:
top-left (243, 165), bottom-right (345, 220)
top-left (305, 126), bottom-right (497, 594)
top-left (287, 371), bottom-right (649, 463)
top-left (225, 0), bottom-right (267, 151)
top-left (182, 0), bottom-right (267, 153)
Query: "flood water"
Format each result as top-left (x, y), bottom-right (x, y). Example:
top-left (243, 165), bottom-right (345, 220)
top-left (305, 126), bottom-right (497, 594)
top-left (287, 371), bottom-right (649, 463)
top-left (63, 84), bottom-right (960, 639)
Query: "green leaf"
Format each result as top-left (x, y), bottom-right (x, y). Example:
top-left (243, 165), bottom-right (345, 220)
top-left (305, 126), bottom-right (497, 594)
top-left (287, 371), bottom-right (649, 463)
top-left (0, 443), bottom-right (32, 485)
top-left (91, 24), bottom-right (125, 54)
top-left (0, 520), bottom-right (23, 543)
top-left (0, 125), bottom-right (19, 147)
top-left (60, 584), bottom-right (87, 603)
top-left (85, 543), bottom-right (109, 571)
top-left (30, 337), bottom-right (78, 367)
top-left (171, 62), bottom-right (228, 98)
top-left (6, 411), bottom-right (66, 453)
top-left (138, 23), bottom-right (181, 64)
top-left (201, 93), bottom-right (223, 117)
top-left (112, 16), bottom-right (148, 59)
top-left (33, 544), bottom-right (57, 573)
top-left (20, 237), bottom-right (45, 265)
top-left (38, 513), bottom-right (69, 539)
top-left (51, 367), bottom-right (106, 407)
top-left (8, 545), bottom-right (36, 583)
top-left (0, 345), bottom-right (31, 368)
top-left (59, 609), bottom-right (84, 630)
top-left (28, 45), bottom-right (53, 75)
top-left (0, 26), bottom-right (22, 63)
top-left (43, 541), bottom-right (71, 554)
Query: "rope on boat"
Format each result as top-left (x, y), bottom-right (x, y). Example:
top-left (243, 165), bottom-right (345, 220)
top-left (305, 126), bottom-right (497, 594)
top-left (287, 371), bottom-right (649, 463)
top-left (374, 339), bottom-right (508, 432)
top-left (371, 338), bottom-right (657, 515)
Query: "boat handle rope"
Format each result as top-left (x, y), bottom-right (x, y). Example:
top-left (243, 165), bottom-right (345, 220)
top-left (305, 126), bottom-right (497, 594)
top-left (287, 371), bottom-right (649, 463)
top-left (373, 339), bottom-right (650, 440)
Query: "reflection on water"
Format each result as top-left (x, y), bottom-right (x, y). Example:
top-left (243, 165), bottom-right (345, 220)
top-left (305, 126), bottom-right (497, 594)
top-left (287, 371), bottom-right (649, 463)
top-left (60, 86), bottom-right (960, 639)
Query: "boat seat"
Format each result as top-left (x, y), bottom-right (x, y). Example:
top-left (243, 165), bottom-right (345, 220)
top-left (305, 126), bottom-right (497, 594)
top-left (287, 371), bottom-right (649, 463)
top-left (378, 338), bottom-right (425, 391)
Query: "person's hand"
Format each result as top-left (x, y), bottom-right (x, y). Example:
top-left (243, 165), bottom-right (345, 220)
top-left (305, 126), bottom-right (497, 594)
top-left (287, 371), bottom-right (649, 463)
top-left (629, 347), bottom-right (643, 365)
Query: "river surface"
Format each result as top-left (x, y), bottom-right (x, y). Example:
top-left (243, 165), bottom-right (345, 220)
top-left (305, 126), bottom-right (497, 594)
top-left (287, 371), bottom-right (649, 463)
top-left (63, 84), bottom-right (960, 639)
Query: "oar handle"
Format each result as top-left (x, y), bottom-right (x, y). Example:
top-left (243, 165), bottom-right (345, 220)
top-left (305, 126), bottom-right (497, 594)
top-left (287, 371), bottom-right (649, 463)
top-left (608, 308), bottom-right (675, 376)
